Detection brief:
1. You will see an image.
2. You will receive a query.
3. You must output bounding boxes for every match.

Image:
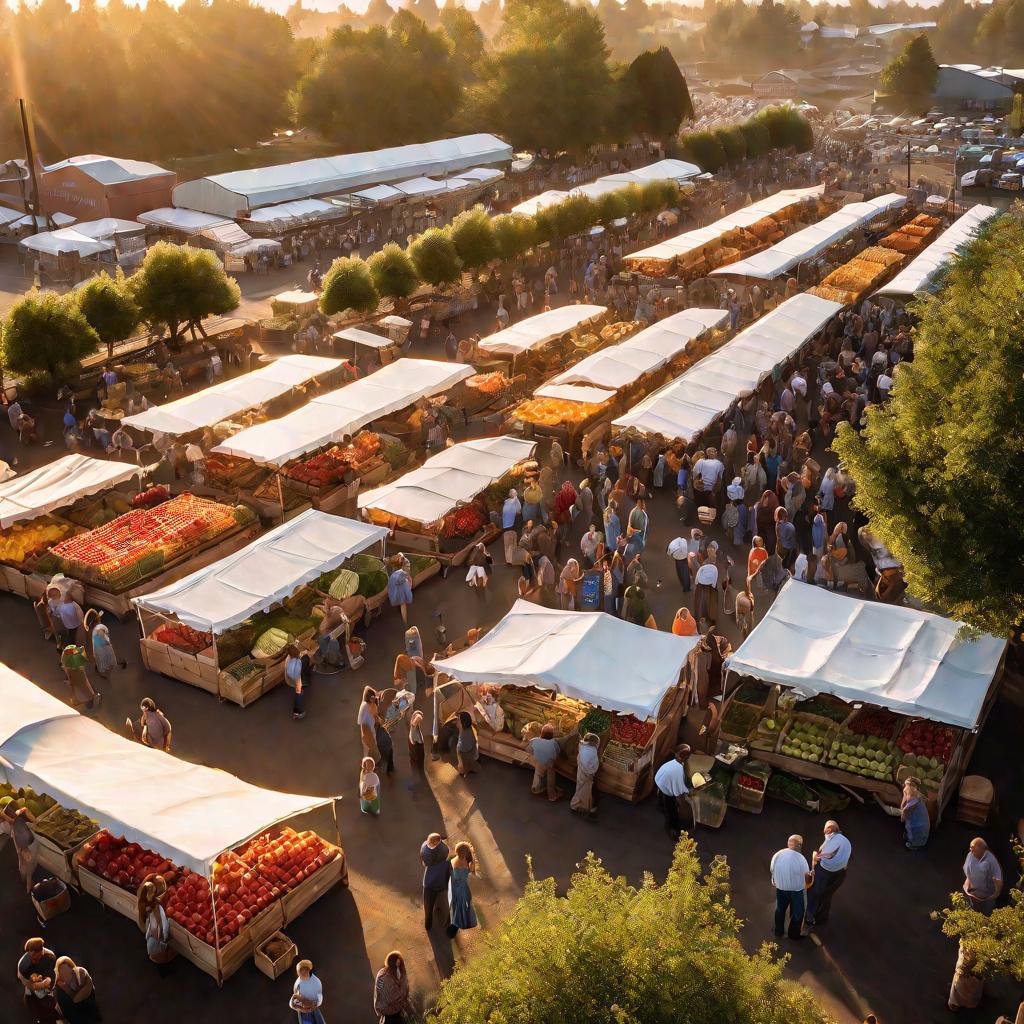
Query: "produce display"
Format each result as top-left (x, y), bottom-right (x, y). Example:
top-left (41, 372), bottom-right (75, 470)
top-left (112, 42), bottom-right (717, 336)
top-left (78, 832), bottom-right (182, 891)
top-left (847, 706), bottom-right (900, 740)
top-left (879, 215), bottom-right (940, 257)
top-left (132, 485), bottom-right (170, 509)
top-left (779, 719), bottom-right (833, 763)
top-left (497, 689), bottom-right (587, 739)
top-left (733, 680), bottom-right (771, 707)
top-left (32, 806), bottom-right (99, 851)
top-left (284, 433), bottom-right (383, 489)
top-left (0, 784), bottom-right (56, 818)
top-left (512, 396), bottom-right (606, 427)
top-left (826, 731), bottom-right (897, 781)
top-left (152, 624), bottom-right (213, 655)
top-left (206, 453), bottom-right (269, 491)
top-left (578, 708), bottom-right (612, 737)
top-left (439, 504), bottom-right (487, 540)
top-left (252, 627), bottom-right (295, 659)
top-left (793, 696), bottom-right (849, 724)
top-left (226, 659), bottom-right (262, 682)
top-left (42, 493), bottom-right (254, 591)
top-left (65, 491), bottom-right (132, 529)
top-left (608, 715), bottom-right (655, 747)
top-left (736, 771), bottom-right (766, 793)
top-left (466, 371), bottom-right (512, 397)
top-left (721, 702), bottom-right (758, 738)
top-left (0, 518), bottom-right (75, 566)
top-left (326, 569), bottom-right (359, 600)
top-left (897, 720), bottom-right (958, 763)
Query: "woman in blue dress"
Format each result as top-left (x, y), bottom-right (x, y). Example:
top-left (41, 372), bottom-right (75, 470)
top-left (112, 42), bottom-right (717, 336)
top-left (603, 501), bottom-right (621, 552)
top-left (901, 778), bottom-right (930, 850)
top-left (446, 841), bottom-right (479, 939)
top-left (387, 556), bottom-right (414, 625)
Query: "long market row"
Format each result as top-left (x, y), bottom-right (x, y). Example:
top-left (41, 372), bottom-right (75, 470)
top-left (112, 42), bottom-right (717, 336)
top-left (0, 666), bottom-right (345, 983)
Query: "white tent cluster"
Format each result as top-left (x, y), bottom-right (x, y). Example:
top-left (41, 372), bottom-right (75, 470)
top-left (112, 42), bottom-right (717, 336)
top-left (351, 167), bottom-right (504, 207)
top-left (613, 293), bottom-right (842, 441)
top-left (477, 305), bottom-right (607, 358)
top-left (358, 436), bottom-right (536, 525)
top-left (712, 193), bottom-right (908, 280)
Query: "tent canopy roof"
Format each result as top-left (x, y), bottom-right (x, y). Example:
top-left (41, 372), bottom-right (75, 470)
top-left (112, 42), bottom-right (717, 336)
top-left (134, 509), bottom-right (387, 633)
top-left (122, 354), bottom-right (341, 436)
top-left (45, 154), bottom-right (171, 185)
top-left (138, 208), bottom-right (232, 233)
top-left (432, 600), bottom-right (700, 719)
top-left (20, 228), bottom-right (113, 257)
top-left (724, 581), bottom-right (1005, 729)
top-left (477, 305), bottom-right (606, 357)
top-left (0, 454), bottom-right (141, 529)
top-left (358, 436), bottom-right (536, 524)
top-left (0, 667), bottom-right (335, 876)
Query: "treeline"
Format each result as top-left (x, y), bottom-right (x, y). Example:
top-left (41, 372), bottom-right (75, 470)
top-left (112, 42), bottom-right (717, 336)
top-left (679, 106), bottom-right (814, 174)
top-left (319, 181), bottom-right (682, 315)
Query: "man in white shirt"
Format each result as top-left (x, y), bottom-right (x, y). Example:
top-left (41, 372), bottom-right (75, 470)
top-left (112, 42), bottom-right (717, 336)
top-left (571, 732), bottom-right (601, 816)
top-left (806, 820), bottom-right (852, 927)
top-left (654, 744), bottom-right (691, 839)
top-left (877, 371), bottom-right (893, 401)
top-left (771, 835), bottom-right (810, 939)
top-left (693, 560), bottom-right (719, 625)
top-left (666, 535), bottom-right (691, 592)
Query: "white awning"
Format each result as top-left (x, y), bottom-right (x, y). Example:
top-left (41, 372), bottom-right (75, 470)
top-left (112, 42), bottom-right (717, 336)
top-left (351, 184), bottom-right (404, 205)
top-left (0, 205), bottom-right (24, 226)
top-left (0, 455), bottom-right (141, 530)
top-left (477, 305), bottom-right (606, 358)
top-left (12, 211), bottom-right (76, 230)
top-left (244, 198), bottom-right (340, 226)
top-left (122, 354), bottom-right (341, 436)
top-left (199, 220), bottom-right (253, 250)
top-left (432, 600), bottom-right (700, 719)
top-left (598, 158), bottom-right (701, 186)
top-left (543, 308), bottom-right (727, 391)
top-left (458, 167), bottom-right (504, 184)
top-left (511, 190), bottom-right (569, 217)
top-left (20, 229), bottom-right (114, 258)
top-left (134, 509), bottom-right (387, 633)
top-left (212, 359), bottom-right (474, 466)
top-left (626, 186), bottom-right (825, 266)
top-left (332, 327), bottom-right (394, 349)
top-left (724, 581), bottom-right (1006, 729)
top-left (613, 294), bottom-right (842, 440)
top-left (874, 204), bottom-right (999, 297)
top-left (0, 667), bottom-right (336, 876)
top-left (138, 208), bottom-right (234, 233)
top-left (71, 218), bottom-right (146, 239)
top-left (393, 177), bottom-right (448, 198)
top-left (712, 193), bottom-right (907, 280)
top-left (358, 436), bottom-right (536, 524)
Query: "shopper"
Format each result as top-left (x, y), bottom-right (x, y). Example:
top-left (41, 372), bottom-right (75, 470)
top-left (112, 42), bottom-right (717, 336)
top-left (285, 644), bottom-right (305, 720)
top-left (408, 710), bottom-right (426, 770)
top-left (962, 837), bottom-right (1002, 915)
top-left (446, 841), bottom-right (479, 939)
top-left (51, 591), bottom-right (85, 651)
top-left (138, 698), bottom-right (172, 752)
top-left (290, 960), bottom-right (325, 1024)
top-left (671, 607), bottom-right (698, 637)
top-left (420, 832), bottom-right (451, 930)
top-left (359, 757), bottom-right (381, 816)
top-left (60, 644), bottom-right (100, 710)
top-left (667, 532), bottom-right (691, 591)
top-left (1, 803), bottom-right (38, 895)
top-left (571, 731), bottom-right (600, 816)
top-left (654, 744), bottom-right (692, 840)
top-left (900, 778), bottom-right (930, 851)
top-left (455, 711), bottom-right (480, 778)
top-left (357, 687), bottom-right (381, 761)
top-left (17, 938), bottom-right (58, 1024)
top-left (387, 558), bottom-right (414, 625)
top-left (375, 716), bottom-right (395, 776)
top-left (137, 877), bottom-right (171, 963)
top-left (88, 614), bottom-right (125, 678)
top-left (806, 820), bottom-right (852, 927)
top-left (770, 835), bottom-right (810, 940)
top-left (373, 951), bottom-right (410, 1023)
top-left (527, 724), bottom-right (564, 801)
top-left (53, 957), bottom-right (100, 1024)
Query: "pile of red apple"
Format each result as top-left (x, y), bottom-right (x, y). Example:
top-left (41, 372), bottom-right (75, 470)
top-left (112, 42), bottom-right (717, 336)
top-left (848, 706), bottom-right (899, 740)
top-left (78, 832), bottom-right (180, 890)
top-left (896, 720), bottom-right (958, 763)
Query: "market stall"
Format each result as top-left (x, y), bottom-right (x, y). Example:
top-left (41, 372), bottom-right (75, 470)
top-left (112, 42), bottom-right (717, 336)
top-left (718, 581), bottom-right (1006, 818)
top-left (512, 307), bottom-right (730, 455)
top-left (358, 437), bottom-right (537, 564)
top-left (0, 455), bottom-right (143, 600)
top-left (134, 511), bottom-right (388, 705)
top-left (710, 193), bottom-right (908, 281)
top-left (613, 293), bottom-right (843, 445)
top-left (476, 305), bottom-right (607, 370)
top-left (0, 667), bottom-right (345, 983)
top-left (332, 325), bottom-right (402, 368)
top-left (33, 492), bottom-right (260, 618)
top-left (210, 359), bottom-right (475, 516)
top-left (624, 186), bottom-right (828, 279)
top-left (432, 601), bottom-right (700, 802)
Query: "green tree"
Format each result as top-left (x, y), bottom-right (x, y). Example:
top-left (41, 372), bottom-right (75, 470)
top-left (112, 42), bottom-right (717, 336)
top-left (130, 243), bottom-right (240, 347)
top-left (832, 213), bottom-right (1024, 637)
top-left (2, 291), bottom-right (99, 379)
top-left (449, 206), bottom-right (498, 270)
top-left (754, 106), bottom-right (814, 153)
top-left (292, 11), bottom-right (460, 149)
top-left (553, 194), bottom-right (597, 238)
top-left (681, 130), bottom-right (728, 172)
top-left (439, 4), bottom-right (485, 82)
top-left (75, 271), bottom-right (139, 359)
top-left (367, 243), bottom-right (418, 304)
top-left (715, 125), bottom-right (748, 164)
top-left (879, 33), bottom-right (939, 111)
top-left (615, 47), bottom-right (694, 142)
top-left (431, 839), bottom-right (832, 1024)
top-left (597, 189), bottom-right (629, 223)
top-left (408, 228), bottom-right (463, 288)
top-left (740, 119), bottom-right (773, 159)
top-left (491, 213), bottom-right (536, 261)
top-left (319, 256), bottom-right (379, 316)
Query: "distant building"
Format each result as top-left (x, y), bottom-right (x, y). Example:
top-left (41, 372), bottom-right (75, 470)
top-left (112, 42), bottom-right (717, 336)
top-left (39, 155), bottom-right (176, 220)
top-left (933, 65), bottom-right (1018, 113)
top-left (754, 69), bottom-right (831, 98)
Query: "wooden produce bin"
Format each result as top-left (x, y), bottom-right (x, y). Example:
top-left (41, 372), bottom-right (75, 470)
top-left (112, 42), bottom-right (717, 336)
top-left (30, 807), bottom-right (96, 888)
top-left (387, 523), bottom-right (500, 567)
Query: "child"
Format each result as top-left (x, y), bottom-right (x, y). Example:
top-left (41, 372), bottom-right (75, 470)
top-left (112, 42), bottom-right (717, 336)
top-left (359, 757), bottom-right (381, 816)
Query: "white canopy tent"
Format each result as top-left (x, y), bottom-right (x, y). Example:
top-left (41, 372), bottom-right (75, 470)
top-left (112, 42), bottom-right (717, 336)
top-left (71, 218), bottom-right (146, 240)
top-left (0, 666), bottom-right (336, 876)
top-left (199, 221), bottom-right (253, 251)
top-left (458, 167), bottom-right (504, 185)
top-left (711, 193), bottom-right (908, 280)
top-left (724, 581), bottom-right (1006, 730)
top-left (134, 510), bottom-right (387, 634)
top-left (212, 359), bottom-right (474, 466)
top-left (477, 305), bottom-right (606, 358)
top-left (332, 326), bottom-right (394, 350)
top-left (20, 229), bottom-right (114, 258)
top-left (122, 354), bottom-right (341, 437)
top-left (539, 308), bottom-right (727, 393)
top-left (432, 600), bottom-right (700, 720)
top-left (243, 198), bottom-right (343, 229)
top-left (613, 293), bottom-right (843, 441)
top-left (874, 204), bottom-right (999, 298)
top-left (12, 211), bottom-right (76, 231)
top-left (599, 158), bottom-right (701, 186)
top-left (138, 208), bottom-right (234, 234)
top-left (351, 183), bottom-right (403, 206)
top-left (625, 186), bottom-right (825, 266)
top-left (0, 205), bottom-right (24, 226)
top-left (0, 455), bottom-right (141, 530)
top-left (510, 190), bottom-right (569, 217)
top-left (358, 436), bottom-right (536, 524)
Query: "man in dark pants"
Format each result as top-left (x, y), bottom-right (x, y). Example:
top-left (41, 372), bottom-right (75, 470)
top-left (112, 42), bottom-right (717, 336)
top-left (420, 832), bottom-right (451, 930)
top-left (654, 744), bottom-right (693, 839)
top-left (806, 819), bottom-right (852, 927)
top-left (771, 835), bottom-right (810, 940)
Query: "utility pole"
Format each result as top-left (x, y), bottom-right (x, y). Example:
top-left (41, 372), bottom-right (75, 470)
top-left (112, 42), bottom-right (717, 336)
top-left (18, 98), bottom-right (50, 232)
top-left (906, 143), bottom-right (912, 190)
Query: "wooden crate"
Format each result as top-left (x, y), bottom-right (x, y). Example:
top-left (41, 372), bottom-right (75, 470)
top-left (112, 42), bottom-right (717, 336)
top-left (0, 563), bottom-right (29, 597)
top-left (169, 901), bottom-right (286, 982)
top-left (75, 863), bottom-right (138, 920)
top-left (253, 931), bottom-right (297, 980)
top-left (281, 852), bottom-right (345, 924)
top-left (140, 638), bottom-right (220, 696)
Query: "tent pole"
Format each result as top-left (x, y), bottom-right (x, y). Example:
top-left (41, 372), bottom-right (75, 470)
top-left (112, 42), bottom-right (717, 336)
top-left (276, 472), bottom-right (285, 525)
top-left (331, 798), bottom-right (341, 848)
top-left (209, 877), bottom-right (223, 986)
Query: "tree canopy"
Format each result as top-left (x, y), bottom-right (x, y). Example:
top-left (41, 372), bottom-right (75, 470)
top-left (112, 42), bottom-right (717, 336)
top-left (449, 207), bottom-right (498, 271)
top-left (832, 213), bottom-right (1024, 637)
top-left (75, 272), bottom-right (139, 359)
top-left (615, 47), bottom-right (694, 142)
top-left (408, 228), bottom-right (463, 288)
top-left (2, 291), bottom-right (99, 379)
top-left (367, 243), bottom-right (418, 304)
top-left (431, 838), bottom-right (831, 1024)
top-left (319, 256), bottom-right (379, 316)
top-left (879, 33), bottom-right (939, 111)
